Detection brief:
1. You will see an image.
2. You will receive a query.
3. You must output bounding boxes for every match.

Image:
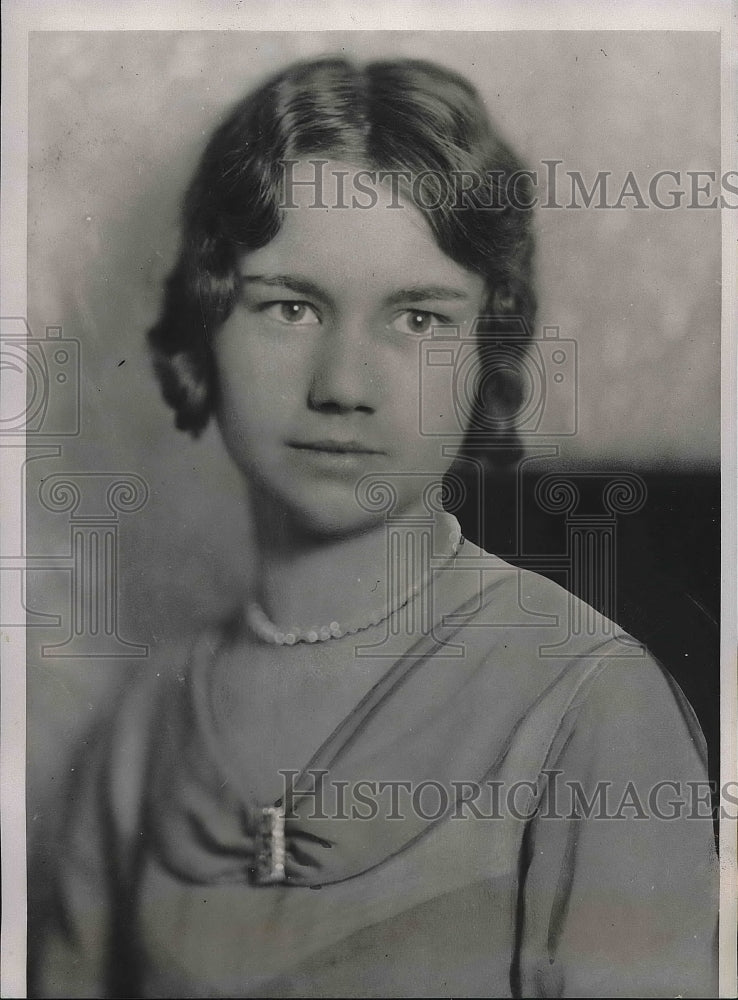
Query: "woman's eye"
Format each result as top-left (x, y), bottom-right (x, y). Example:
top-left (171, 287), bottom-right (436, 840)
top-left (263, 301), bottom-right (321, 326)
top-left (391, 310), bottom-right (443, 336)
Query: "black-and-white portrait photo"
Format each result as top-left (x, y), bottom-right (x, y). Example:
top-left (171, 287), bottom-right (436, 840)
top-left (1, 4), bottom-right (735, 998)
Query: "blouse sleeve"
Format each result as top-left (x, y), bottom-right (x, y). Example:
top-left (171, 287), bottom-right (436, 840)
top-left (516, 650), bottom-right (719, 999)
top-left (29, 678), bottom-right (155, 999)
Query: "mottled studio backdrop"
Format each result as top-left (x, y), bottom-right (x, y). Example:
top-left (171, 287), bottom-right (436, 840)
top-left (25, 32), bottom-right (721, 851)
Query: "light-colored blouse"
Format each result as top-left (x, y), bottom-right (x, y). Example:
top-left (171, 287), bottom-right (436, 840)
top-left (32, 549), bottom-right (718, 997)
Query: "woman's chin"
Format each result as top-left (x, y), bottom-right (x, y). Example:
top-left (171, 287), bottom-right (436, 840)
top-left (285, 500), bottom-right (387, 542)
top-left (248, 474), bottom-right (439, 543)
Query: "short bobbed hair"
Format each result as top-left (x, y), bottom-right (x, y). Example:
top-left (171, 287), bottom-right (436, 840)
top-left (148, 56), bottom-right (536, 463)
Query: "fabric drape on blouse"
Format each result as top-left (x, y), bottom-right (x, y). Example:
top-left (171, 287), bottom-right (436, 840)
top-left (31, 554), bottom-right (718, 998)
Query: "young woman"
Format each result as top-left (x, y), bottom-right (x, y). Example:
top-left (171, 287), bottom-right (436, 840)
top-left (32, 56), bottom-right (718, 998)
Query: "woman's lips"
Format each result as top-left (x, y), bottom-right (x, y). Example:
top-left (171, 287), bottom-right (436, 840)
top-left (287, 439), bottom-right (385, 455)
top-left (287, 440), bottom-right (386, 474)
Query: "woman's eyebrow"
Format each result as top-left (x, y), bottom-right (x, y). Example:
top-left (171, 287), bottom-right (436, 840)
top-left (240, 274), bottom-right (327, 299)
top-left (384, 285), bottom-right (472, 305)
top-left (240, 276), bottom-right (473, 306)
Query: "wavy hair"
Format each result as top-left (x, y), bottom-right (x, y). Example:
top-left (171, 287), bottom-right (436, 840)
top-left (148, 56), bottom-right (536, 464)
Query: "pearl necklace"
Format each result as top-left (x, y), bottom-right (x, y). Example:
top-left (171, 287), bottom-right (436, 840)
top-left (247, 515), bottom-right (464, 646)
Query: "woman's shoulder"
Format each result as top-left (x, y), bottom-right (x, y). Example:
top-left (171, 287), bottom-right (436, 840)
top-left (90, 628), bottom-right (226, 784)
top-left (475, 550), bottom-right (702, 735)
top-left (57, 624), bottom-right (232, 862)
top-left (454, 552), bottom-right (711, 796)
top-left (455, 540), bottom-right (643, 660)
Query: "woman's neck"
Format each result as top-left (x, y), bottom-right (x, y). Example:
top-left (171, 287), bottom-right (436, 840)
top-left (248, 497), bottom-right (458, 632)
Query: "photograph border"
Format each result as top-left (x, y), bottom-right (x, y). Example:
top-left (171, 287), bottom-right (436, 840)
top-left (2, 2), bottom-right (735, 997)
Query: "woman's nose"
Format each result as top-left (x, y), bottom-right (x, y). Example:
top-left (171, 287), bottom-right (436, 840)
top-left (307, 325), bottom-right (377, 414)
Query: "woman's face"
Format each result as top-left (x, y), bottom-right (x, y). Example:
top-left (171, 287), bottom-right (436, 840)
top-left (213, 160), bottom-right (486, 536)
